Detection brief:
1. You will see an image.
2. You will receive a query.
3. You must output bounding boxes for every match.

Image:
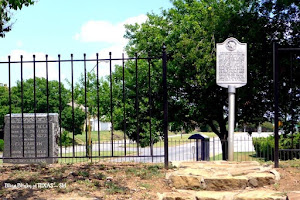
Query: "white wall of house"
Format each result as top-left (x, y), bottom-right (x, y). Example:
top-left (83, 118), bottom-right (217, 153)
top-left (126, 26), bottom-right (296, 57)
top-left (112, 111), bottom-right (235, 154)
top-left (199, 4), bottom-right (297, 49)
top-left (90, 118), bottom-right (111, 131)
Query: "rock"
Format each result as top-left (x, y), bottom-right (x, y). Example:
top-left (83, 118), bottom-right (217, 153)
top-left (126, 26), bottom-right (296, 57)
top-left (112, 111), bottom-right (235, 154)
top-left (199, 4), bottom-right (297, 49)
top-left (204, 176), bottom-right (248, 191)
top-left (169, 175), bottom-right (204, 189)
top-left (247, 172), bottom-right (275, 187)
top-left (270, 169), bottom-right (281, 181)
top-left (235, 189), bottom-right (286, 200)
top-left (287, 191), bottom-right (300, 200)
top-left (166, 161), bottom-right (279, 192)
top-left (248, 178), bottom-right (259, 187)
top-left (158, 191), bottom-right (194, 200)
top-left (106, 177), bottom-right (113, 182)
top-left (71, 171), bottom-right (78, 176)
top-left (194, 190), bottom-right (236, 200)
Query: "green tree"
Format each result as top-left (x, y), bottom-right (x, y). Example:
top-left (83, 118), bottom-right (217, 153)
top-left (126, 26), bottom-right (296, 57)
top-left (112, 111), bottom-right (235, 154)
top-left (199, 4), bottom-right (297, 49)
top-left (111, 60), bottom-right (164, 147)
top-left (0, 0), bottom-right (35, 37)
top-left (123, 0), bottom-right (299, 158)
top-left (0, 77), bottom-right (86, 136)
top-left (61, 106), bottom-right (86, 135)
top-left (0, 85), bottom-right (9, 135)
top-left (74, 59), bottom-right (163, 147)
top-left (74, 72), bottom-right (110, 121)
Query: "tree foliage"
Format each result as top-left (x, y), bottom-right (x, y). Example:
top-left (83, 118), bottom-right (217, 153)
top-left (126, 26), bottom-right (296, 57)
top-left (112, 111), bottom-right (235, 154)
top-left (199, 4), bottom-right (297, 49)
top-left (0, 0), bottom-right (35, 37)
top-left (0, 78), bottom-right (86, 136)
top-left (122, 0), bottom-right (299, 156)
top-left (74, 72), bottom-right (111, 121)
top-left (72, 0), bottom-right (299, 151)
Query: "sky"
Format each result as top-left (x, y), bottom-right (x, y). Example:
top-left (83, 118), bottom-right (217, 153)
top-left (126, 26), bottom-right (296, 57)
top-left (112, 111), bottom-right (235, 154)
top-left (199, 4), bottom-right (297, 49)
top-left (0, 0), bottom-right (172, 86)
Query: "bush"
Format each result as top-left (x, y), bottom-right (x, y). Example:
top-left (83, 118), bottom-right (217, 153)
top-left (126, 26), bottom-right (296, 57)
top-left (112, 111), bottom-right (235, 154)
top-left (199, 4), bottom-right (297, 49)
top-left (253, 132), bottom-right (300, 161)
top-left (58, 131), bottom-right (73, 147)
top-left (0, 139), bottom-right (4, 151)
top-left (253, 136), bottom-right (275, 160)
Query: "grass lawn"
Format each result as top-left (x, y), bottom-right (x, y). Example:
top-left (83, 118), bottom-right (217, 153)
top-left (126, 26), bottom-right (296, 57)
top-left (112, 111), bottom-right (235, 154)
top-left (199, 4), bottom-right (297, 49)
top-left (59, 150), bottom-right (134, 163)
top-left (0, 151), bottom-right (134, 164)
top-left (67, 130), bottom-right (126, 145)
top-left (67, 130), bottom-right (217, 147)
top-left (210, 151), bottom-right (266, 162)
top-left (169, 132), bottom-right (217, 139)
top-left (116, 132), bottom-right (218, 148)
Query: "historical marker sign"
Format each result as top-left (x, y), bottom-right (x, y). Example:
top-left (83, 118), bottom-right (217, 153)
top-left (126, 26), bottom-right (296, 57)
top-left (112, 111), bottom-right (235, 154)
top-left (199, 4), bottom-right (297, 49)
top-left (3, 113), bottom-right (59, 164)
top-left (216, 37), bottom-right (247, 161)
top-left (216, 37), bottom-right (247, 88)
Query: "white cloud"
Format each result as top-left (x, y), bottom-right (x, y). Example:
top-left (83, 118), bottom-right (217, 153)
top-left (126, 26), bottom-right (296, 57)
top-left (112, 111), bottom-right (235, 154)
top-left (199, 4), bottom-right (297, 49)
top-left (74, 14), bottom-right (147, 45)
top-left (74, 14), bottom-right (148, 79)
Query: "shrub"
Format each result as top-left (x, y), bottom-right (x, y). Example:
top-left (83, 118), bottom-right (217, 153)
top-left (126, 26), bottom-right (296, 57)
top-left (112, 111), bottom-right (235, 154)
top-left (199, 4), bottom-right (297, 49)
top-left (253, 132), bottom-right (300, 161)
top-left (58, 131), bottom-right (73, 147)
top-left (253, 136), bottom-right (275, 160)
top-left (0, 139), bottom-right (3, 151)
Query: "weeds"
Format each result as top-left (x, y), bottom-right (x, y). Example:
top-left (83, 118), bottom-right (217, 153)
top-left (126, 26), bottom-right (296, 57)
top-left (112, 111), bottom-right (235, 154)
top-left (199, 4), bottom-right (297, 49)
top-left (139, 183), bottom-right (153, 190)
top-left (78, 170), bottom-right (89, 177)
top-left (273, 183), bottom-right (280, 190)
top-left (93, 172), bottom-right (106, 180)
top-left (125, 165), bottom-right (163, 180)
top-left (76, 179), bottom-right (95, 189)
top-left (105, 182), bottom-right (128, 194)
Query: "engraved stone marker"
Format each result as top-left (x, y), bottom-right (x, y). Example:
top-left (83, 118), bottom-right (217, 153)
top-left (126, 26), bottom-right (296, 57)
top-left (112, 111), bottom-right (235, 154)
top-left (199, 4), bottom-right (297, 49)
top-left (3, 113), bottom-right (59, 164)
top-left (216, 37), bottom-right (247, 88)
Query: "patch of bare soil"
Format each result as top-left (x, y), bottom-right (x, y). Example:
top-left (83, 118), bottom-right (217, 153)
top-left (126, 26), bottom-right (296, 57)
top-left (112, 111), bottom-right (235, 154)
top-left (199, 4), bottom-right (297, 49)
top-left (0, 162), bottom-right (172, 200)
top-left (262, 160), bottom-right (300, 192)
top-left (0, 160), bottom-right (299, 199)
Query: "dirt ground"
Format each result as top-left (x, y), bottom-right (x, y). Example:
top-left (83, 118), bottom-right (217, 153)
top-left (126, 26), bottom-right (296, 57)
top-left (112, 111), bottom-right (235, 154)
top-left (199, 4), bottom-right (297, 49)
top-left (273, 160), bottom-right (300, 191)
top-left (0, 160), bottom-right (299, 200)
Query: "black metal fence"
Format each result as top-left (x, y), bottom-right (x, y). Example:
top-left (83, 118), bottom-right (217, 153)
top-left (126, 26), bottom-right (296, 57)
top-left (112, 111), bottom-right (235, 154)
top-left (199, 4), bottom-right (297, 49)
top-left (0, 45), bottom-right (169, 167)
top-left (273, 43), bottom-right (300, 167)
top-left (39, 134), bottom-right (299, 164)
top-left (1, 43), bottom-right (299, 167)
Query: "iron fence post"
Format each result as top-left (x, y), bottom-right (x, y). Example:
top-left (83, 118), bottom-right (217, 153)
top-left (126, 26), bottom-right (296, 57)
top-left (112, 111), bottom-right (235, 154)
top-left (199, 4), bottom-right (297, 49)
top-left (46, 55), bottom-right (50, 158)
top-left (273, 42), bottom-right (279, 168)
top-left (109, 52), bottom-right (114, 156)
top-left (21, 55), bottom-right (24, 157)
top-left (163, 43), bottom-right (169, 169)
top-left (8, 56), bottom-right (11, 157)
top-left (135, 53), bottom-right (140, 156)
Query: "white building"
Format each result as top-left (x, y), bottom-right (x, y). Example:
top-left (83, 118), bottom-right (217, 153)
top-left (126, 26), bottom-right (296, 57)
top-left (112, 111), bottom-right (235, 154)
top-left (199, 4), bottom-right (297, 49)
top-left (89, 118), bottom-right (111, 131)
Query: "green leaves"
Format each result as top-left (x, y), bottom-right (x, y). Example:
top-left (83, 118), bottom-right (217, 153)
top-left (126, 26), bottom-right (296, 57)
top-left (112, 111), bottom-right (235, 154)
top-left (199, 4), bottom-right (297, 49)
top-left (123, 0), bottom-right (299, 140)
top-left (0, 77), bottom-right (86, 135)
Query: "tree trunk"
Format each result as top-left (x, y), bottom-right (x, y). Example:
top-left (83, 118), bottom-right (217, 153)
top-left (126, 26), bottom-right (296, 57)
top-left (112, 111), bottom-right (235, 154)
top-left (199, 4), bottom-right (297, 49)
top-left (208, 120), bottom-right (228, 160)
top-left (221, 135), bottom-right (228, 160)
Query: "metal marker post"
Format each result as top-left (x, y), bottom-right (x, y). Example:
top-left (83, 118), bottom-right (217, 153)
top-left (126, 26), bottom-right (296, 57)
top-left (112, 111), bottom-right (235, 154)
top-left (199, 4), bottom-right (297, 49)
top-left (228, 85), bottom-right (236, 161)
top-left (216, 37), bottom-right (247, 161)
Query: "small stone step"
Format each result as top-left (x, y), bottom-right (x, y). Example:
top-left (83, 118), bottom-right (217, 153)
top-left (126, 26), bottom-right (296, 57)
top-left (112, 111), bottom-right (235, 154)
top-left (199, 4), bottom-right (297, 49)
top-left (234, 190), bottom-right (286, 200)
top-left (167, 161), bottom-right (278, 191)
top-left (204, 176), bottom-right (248, 191)
top-left (158, 189), bottom-right (287, 200)
top-left (171, 161), bottom-right (261, 169)
top-left (169, 173), bottom-right (276, 190)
